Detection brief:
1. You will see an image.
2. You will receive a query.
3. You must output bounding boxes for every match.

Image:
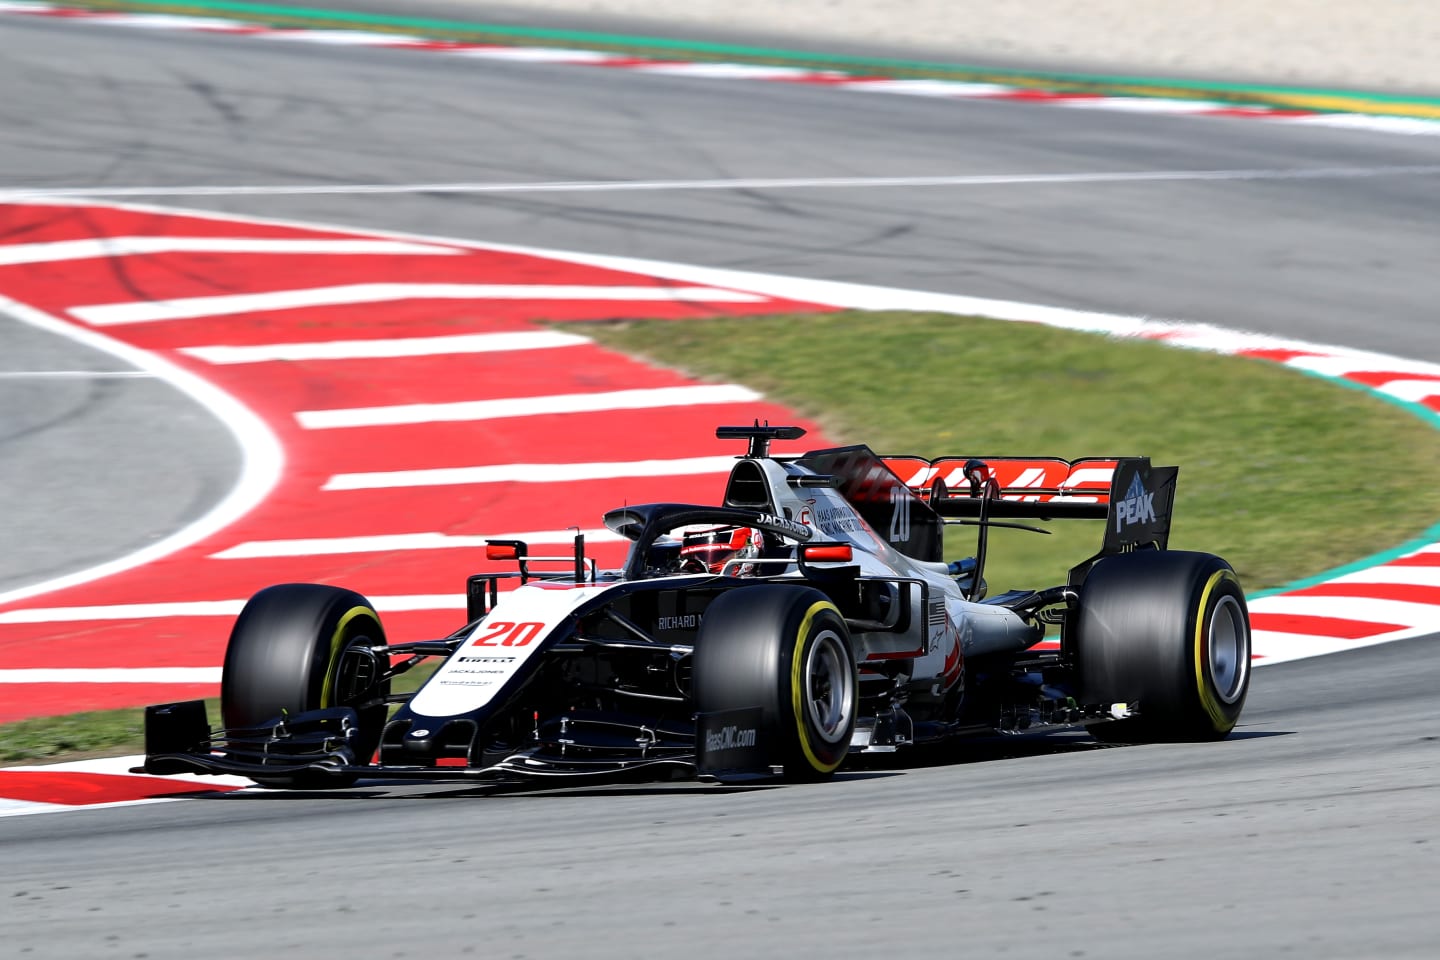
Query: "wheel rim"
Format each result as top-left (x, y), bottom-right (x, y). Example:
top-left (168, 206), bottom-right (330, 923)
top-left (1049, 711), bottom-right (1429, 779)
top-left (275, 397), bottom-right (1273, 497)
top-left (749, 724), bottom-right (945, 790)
top-left (804, 628), bottom-right (855, 744)
top-left (1208, 594), bottom-right (1249, 704)
top-left (332, 632), bottom-right (380, 707)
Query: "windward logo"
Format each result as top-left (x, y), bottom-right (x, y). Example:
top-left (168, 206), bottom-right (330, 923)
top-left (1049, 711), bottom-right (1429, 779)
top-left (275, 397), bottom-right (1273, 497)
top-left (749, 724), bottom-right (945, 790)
top-left (1115, 473), bottom-right (1157, 532)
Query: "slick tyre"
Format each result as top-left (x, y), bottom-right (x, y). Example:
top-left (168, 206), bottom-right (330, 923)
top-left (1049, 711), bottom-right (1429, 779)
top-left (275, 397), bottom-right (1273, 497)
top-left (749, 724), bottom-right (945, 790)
top-left (693, 586), bottom-right (857, 781)
top-left (1076, 551), bottom-right (1250, 743)
top-left (221, 583), bottom-right (391, 788)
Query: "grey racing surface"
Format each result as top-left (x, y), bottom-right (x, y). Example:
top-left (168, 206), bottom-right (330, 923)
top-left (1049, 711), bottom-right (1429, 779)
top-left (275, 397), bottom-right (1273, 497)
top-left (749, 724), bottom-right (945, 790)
top-left (0, 321), bottom-right (240, 596)
top-left (2, 8), bottom-right (1439, 958)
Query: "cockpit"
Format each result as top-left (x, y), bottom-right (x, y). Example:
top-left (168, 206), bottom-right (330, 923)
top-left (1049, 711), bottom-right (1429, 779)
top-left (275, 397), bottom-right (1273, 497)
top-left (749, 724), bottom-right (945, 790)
top-left (603, 503), bottom-right (802, 580)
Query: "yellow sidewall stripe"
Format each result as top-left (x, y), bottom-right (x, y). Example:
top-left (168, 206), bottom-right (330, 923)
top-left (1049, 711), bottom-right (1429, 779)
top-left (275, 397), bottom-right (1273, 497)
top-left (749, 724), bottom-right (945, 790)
top-left (320, 605), bottom-right (379, 708)
top-left (1192, 570), bottom-right (1241, 732)
top-left (790, 600), bottom-right (845, 774)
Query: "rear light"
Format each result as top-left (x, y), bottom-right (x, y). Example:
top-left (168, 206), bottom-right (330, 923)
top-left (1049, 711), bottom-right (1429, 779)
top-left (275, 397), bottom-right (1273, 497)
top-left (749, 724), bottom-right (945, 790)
top-left (486, 543), bottom-right (519, 560)
top-left (801, 543), bottom-right (853, 562)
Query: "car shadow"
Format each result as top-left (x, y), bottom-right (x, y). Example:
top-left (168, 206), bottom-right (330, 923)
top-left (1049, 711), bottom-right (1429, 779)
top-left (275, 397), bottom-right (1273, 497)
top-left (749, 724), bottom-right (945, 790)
top-left (213, 767), bottom-right (906, 801)
top-left (199, 729), bottom-right (1292, 801)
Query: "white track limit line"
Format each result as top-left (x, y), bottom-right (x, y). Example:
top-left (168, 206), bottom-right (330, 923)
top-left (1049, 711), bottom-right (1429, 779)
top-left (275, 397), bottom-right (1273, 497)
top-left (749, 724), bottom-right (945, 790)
top-left (1247, 595), bottom-right (1440, 627)
top-left (11, 167), bottom-right (1440, 202)
top-left (323, 455), bottom-right (740, 490)
top-left (70, 13), bottom-right (257, 31)
top-left (0, 600), bottom-right (246, 623)
top-left (1329, 566), bottom-right (1440, 587)
top-left (181, 330), bottom-right (591, 364)
top-left (70, 283), bottom-right (767, 326)
top-left (0, 668), bottom-right (223, 683)
top-left (0, 594), bottom-right (463, 624)
top-left (298, 384), bottom-right (762, 429)
top-left (212, 528), bottom-right (624, 559)
top-left (0, 237), bottom-right (460, 266)
top-left (263, 29), bottom-right (426, 45)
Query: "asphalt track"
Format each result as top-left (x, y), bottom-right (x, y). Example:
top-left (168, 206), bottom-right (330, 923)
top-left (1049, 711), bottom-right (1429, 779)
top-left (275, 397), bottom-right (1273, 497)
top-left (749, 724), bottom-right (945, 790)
top-left (1, 8), bottom-right (1439, 958)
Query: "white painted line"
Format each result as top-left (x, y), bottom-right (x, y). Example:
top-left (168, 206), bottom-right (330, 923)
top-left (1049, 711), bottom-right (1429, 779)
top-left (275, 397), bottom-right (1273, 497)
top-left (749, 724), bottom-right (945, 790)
top-left (0, 1), bottom-right (56, 10)
top-left (324, 454), bottom-right (739, 491)
top-left (448, 46), bottom-right (622, 63)
top-left (0, 800), bottom-right (70, 818)
top-left (3, 755), bottom-right (254, 790)
top-left (839, 79), bottom-right (1014, 97)
top-left (71, 283), bottom-right (765, 326)
top-left (0, 800), bottom-right (67, 817)
top-left (0, 370), bottom-right (153, 379)
top-left (212, 528), bottom-right (624, 559)
top-left (0, 600), bottom-right (245, 623)
top-left (478, 245), bottom-right (1158, 334)
top-left (180, 329), bottom-right (591, 365)
top-left (1284, 355), bottom-right (1440, 379)
top-left (1250, 628), bottom-right (1331, 648)
top-left (0, 594), bottom-right (460, 624)
top-left (9, 755), bottom-right (162, 775)
top-left (4, 754), bottom-right (243, 786)
top-left (0, 236), bottom-right (459, 266)
top-left (297, 384), bottom-right (762, 429)
top-left (0, 294), bottom-right (283, 609)
top-left (70, 13), bottom-right (264, 31)
top-left (1246, 594), bottom-right (1440, 626)
top-left (263, 29), bottom-right (425, 46)
top-left (1139, 327), bottom-right (1307, 355)
top-left (1372, 379), bottom-right (1440, 403)
top-left (8, 166), bottom-right (1440, 202)
top-left (1250, 623), bottom-right (1435, 666)
top-left (1056, 97), bottom-right (1234, 113)
top-left (634, 63), bottom-right (829, 80)
top-left (29, 196), bottom-right (1399, 365)
top-left (1288, 114), bottom-right (1440, 137)
top-left (0, 668), bottom-right (222, 683)
top-left (1252, 633), bottom-right (1373, 665)
top-left (1331, 565), bottom-right (1440, 587)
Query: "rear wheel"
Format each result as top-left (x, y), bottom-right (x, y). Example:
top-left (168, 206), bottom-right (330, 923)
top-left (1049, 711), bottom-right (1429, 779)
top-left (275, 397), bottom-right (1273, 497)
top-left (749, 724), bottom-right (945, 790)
top-left (693, 586), bottom-right (858, 780)
top-left (221, 583), bottom-right (391, 787)
top-left (1075, 551), bottom-right (1250, 742)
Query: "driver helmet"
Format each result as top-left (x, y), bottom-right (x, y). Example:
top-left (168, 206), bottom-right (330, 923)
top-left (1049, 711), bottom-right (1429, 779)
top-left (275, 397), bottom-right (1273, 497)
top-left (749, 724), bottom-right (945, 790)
top-left (679, 525), bottom-right (765, 575)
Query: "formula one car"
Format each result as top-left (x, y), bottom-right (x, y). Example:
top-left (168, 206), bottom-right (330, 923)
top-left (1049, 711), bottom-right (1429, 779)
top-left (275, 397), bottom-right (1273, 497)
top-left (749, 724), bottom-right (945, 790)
top-left (139, 424), bottom-right (1251, 788)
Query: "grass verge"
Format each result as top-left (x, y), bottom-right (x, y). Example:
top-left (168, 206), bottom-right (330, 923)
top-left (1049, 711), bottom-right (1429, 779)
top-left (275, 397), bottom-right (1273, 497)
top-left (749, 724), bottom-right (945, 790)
top-left (574, 310), bottom-right (1440, 594)
top-left (0, 665), bottom-right (438, 766)
top-left (6, 309), bottom-right (1439, 765)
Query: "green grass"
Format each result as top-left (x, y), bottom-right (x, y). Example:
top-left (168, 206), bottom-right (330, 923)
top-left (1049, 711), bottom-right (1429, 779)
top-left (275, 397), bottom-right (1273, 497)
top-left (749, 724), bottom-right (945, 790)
top-left (0, 665), bottom-right (439, 766)
top-left (0, 704), bottom-right (188, 766)
top-left (8, 308), bottom-right (1439, 765)
top-left (574, 310), bottom-right (1440, 595)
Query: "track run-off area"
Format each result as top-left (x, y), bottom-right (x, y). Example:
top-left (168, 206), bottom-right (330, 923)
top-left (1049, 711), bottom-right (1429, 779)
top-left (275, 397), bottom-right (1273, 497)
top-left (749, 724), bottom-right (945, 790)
top-left (5, 198), bottom-right (1440, 813)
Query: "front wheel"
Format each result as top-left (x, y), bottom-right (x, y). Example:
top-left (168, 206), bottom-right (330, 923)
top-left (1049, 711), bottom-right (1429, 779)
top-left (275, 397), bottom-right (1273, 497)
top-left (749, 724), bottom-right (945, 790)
top-left (692, 586), bottom-right (858, 780)
top-left (1075, 551), bottom-right (1251, 742)
top-left (221, 583), bottom-right (391, 787)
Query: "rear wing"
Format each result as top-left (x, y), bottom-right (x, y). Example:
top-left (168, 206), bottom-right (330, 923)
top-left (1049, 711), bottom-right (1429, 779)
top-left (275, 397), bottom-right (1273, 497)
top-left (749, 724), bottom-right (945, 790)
top-left (881, 455), bottom-right (1178, 552)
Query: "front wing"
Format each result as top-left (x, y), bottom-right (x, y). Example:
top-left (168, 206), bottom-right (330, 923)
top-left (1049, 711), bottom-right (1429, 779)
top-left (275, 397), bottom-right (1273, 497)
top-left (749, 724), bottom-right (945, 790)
top-left (137, 700), bottom-right (777, 786)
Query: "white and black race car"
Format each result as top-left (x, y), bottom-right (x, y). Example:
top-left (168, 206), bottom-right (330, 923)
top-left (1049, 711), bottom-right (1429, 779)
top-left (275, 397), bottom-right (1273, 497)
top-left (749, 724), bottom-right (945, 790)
top-left (139, 424), bottom-right (1251, 788)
